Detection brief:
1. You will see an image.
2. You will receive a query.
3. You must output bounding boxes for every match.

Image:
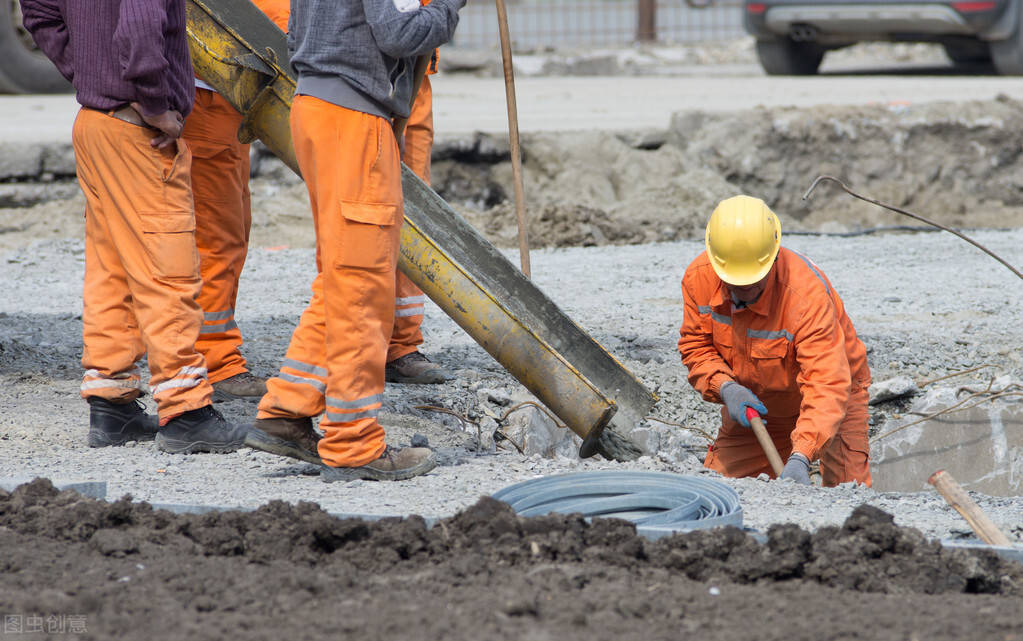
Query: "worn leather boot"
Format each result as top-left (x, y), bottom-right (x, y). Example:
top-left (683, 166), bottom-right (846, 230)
top-left (87, 397), bottom-right (158, 447)
top-left (384, 352), bottom-right (453, 385)
top-left (320, 445), bottom-right (437, 482)
top-left (212, 372), bottom-right (268, 402)
top-left (156, 405), bottom-right (247, 454)
top-left (245, 416), bottom-right (322, 465)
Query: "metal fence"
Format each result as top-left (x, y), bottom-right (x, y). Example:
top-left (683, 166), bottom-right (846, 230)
top-left (449, 0), bottom-right (746, 50)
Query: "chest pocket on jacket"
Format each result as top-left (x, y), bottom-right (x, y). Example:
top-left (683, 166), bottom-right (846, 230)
top-left (750, 336), bottom-right (792, 392)
top-left (712, 323), bottom-right (734, 368)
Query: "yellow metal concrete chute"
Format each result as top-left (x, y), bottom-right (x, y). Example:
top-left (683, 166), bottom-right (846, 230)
top-left (184, 0), bottom-right (657, 460)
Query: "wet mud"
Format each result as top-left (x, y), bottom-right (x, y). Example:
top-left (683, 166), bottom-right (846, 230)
top-left (1, 479), bottom-right (1020, 640)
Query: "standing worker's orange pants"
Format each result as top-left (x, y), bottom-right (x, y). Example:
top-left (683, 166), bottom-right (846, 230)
top-left (73, 108), bottom-right (213, 422)
top-left (182, 89), bottom-right (252, 384)
top-left (389, 76), bottom-right (433, 363)
top-left (256, 95), bottom-right (403, 467)
top-left (704, 387), bottom-right (872, 486)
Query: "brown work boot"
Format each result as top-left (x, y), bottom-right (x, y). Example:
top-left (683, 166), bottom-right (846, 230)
top-left (245, 416), bottom-right (322, 465)
top-left (320, 445), bottom-right (437, 482)
top-left (212, 372), bottom-right (268, 402)
top-left (384, 352), bottom-right (453, 384)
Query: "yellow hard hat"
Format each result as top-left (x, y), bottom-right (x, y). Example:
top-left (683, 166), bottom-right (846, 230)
top-left (705, 195), bottom-right (781, 286)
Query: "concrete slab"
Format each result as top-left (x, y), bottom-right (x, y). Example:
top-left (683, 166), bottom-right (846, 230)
top-left (0, 478), bottom-right (107, 499)
top-left (871, 385), bottom-right (1023, 496)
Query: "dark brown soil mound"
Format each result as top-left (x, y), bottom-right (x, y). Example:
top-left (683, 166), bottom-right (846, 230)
top-left (1, 479), bottom-right (1020, 640)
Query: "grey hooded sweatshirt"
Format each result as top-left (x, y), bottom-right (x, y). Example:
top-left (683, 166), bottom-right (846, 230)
top-left (289, 0), bottom-right (464, 120)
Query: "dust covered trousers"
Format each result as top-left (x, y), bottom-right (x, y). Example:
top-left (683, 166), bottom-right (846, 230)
top-left (182, 89), bottom-right (251, 384)
top-left (678, 247), bottom-right (872, 486)
top-left (256, 97), bottom-right (403, 467)
top-left (74, 110), bottom-right (213, 421)
top-left (390, 74), bottom-right (435, 362)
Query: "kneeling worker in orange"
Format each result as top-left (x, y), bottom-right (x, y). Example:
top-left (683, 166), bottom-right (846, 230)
top-left (247, 0), bottom-right (465, 481)
top-left (678, 195), bottom-right (872, 486)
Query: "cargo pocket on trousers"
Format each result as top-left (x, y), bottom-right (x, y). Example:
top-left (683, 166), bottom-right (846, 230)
top-left (139, 211), bottom-right (200, 280)
top-left (335, 202), bottom-right (401, 271)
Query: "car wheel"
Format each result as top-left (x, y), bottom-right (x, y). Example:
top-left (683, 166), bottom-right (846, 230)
top-left (991, 9), bottom-right (1023, 75)
top-left (755, 37), bottom-right (824, 75)
top-left (0, 0), bottom-right (71, 94)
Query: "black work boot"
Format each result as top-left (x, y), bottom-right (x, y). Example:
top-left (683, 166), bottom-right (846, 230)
top-left (320, 445), bottom-right (437, 482)
top-left (156, 405), bottom-right (247, 454)
top-left (245, 417), bottom-right (322, 465)
top-left (87, 397), bottom-right (158, 447)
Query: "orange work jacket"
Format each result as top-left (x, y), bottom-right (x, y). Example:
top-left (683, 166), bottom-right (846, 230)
top-left (252, 0), bottom-right (290, 31)
top-left (678, 247), bottom-right (871, 460)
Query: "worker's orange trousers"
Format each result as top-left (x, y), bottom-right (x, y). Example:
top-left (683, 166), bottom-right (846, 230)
top-left (182, 89), bottom-right (252, 384)
top-left (257, 95), bottom-right (402, 467)
top-left (389, 76), bottom-right (433, 363)
top-left (704, 387), bottom-right (872, 486)
top-left (73, 108), bottom-right (213, 422)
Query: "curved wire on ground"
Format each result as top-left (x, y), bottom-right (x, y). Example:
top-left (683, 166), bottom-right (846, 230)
top-left (491, 470), bottom-right (742, 538)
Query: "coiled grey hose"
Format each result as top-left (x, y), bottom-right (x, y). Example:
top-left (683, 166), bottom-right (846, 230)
top-left (491, 471), bottom-right (742, 539)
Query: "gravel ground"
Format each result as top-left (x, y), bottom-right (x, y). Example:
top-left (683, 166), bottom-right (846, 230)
top-left (2, 42), bottom-right (1021, 546)
top-left (2, 225), bottom-right (1021, 542)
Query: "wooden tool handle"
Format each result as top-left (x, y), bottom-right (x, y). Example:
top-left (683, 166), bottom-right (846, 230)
top-left (747, 410), bottom-right (785, 477)
top-left (928, 470), bottom-right (1011, 546)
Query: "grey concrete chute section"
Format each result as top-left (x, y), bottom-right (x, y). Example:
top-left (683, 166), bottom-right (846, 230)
top-left (400, 172), bottom-right (658, 451)
top-left (871, 384), bottom-right (1023, 496)
top-left (184, 0), bottom-right (657, 458)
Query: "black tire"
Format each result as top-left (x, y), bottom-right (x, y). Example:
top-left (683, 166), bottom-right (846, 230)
top-left (0, 0), bottom-right (71, 93)
top-left (991, 9), bottom-right (1023, 75)
top-left (943, 40), bottom-right (992, 65)
top-left (755, 37), bottom-right (824, 75)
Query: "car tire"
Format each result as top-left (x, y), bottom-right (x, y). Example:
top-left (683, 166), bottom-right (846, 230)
top-left (755, 37), bottom-right (824, 75)
top-left (943, 40), bottom-right (991, 65)
top-left (991, 9), bottom-right (1023, 75)
top-left (0, 0), bottom-right (72, 94)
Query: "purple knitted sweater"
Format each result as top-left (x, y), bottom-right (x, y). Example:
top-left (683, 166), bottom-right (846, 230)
top-left (20, 0), bottom-right (194, 117)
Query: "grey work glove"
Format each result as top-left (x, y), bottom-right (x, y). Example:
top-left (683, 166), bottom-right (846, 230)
top-left (780, 452), bottom-right (811, 485)
top-left (720, 381), bottom-right (767, 428)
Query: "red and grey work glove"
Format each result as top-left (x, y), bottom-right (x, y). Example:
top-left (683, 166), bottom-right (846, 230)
top-left (780, 452), bottom-right (811, 485)
top-left (720, 381), bottom-right (767, 428)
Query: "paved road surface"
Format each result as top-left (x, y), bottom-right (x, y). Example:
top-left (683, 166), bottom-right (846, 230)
top-left (4, 64), bottom-right (1023, 144)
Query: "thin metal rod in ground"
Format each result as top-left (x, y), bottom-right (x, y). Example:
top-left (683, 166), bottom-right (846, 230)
top-left (870, 378), bottom-right (1023, 443)
top-left (803, 175), bottom-right (1023, 281)
top-left (500, 401), bottom-right (569, 430)
top-left (917, 363), bottom-right (993, 388)
top-left (413, 405), bottom-right (487, 454)
top-left (643, 416), bottom-right (716, 442)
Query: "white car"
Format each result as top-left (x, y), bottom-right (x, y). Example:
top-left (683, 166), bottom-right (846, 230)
top-left (743, 0), bottom-right (1023, 75)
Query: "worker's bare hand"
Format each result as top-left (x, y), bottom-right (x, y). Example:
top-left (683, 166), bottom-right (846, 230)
top-left (131, 102), bottom-right (184, 149)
